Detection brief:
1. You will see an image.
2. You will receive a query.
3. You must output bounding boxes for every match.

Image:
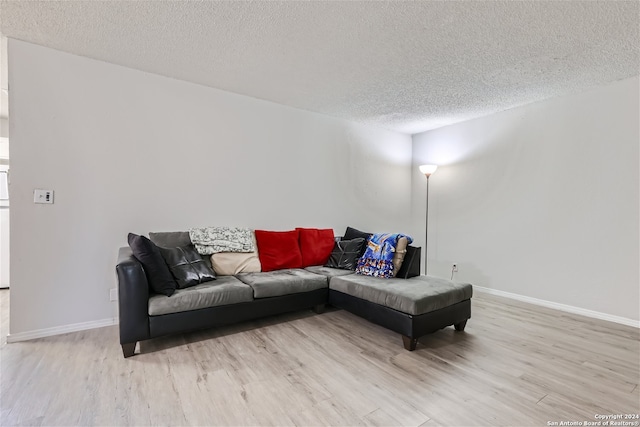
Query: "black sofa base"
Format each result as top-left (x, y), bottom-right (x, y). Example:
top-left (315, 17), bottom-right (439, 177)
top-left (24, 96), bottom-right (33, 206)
top-left (122, 288), bottom-right (327, 358)
top-left (121, 288), bottom-right (470, 357)
top-left (328, 289), bottom-right (471, 351)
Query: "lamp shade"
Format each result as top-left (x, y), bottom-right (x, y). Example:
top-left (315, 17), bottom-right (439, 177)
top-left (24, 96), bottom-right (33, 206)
top-left (419, 164), bottom-right (438, 177)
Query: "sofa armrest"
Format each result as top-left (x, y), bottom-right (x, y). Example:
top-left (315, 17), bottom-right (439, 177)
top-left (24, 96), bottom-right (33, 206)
top-left (116, 247), bottom-right (150, 344)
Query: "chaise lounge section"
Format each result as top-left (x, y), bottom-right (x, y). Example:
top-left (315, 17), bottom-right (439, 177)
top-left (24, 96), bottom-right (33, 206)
top-left (328, 274), bottom-right (472, 350)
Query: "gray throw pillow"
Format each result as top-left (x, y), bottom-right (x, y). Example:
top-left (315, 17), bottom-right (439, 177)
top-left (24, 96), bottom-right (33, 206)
top-left (149, 231), bottom-right (192, 248)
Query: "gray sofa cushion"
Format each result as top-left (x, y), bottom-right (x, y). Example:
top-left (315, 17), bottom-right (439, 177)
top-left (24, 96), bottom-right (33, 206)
top-left (148, 275), bottom-right (253, 315)
top-left (149, 231), bottom-right (191, 248)
top-left (329, 275), bottom-right (472, 315)
top-left (236, 269), bottom-right (327, 298)
top-left (305, 266), bottom-right (355, 278)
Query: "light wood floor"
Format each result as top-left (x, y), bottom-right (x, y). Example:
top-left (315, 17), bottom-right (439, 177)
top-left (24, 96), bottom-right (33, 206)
top-left (1, 289), bottom-right (638, 426)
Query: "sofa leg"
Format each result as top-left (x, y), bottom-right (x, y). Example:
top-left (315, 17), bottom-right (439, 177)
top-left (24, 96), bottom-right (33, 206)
top-left (312, 303), bottom-right (326, 314)
top-left (402, 335), bottom-right (417, 351)
top-left (454, 320), bottom-right (468, 331)
top-left (122, 342), bottom-right (137, 358)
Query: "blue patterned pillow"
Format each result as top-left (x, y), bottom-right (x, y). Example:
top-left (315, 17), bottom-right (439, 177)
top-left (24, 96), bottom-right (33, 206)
top-left (355, 233), bottom-right (413, 278)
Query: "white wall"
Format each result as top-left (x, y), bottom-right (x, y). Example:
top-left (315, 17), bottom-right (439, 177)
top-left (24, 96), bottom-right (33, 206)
top-left (1, 133), bottom-right (9, 289)
top-left (412, 77), bottom-right (639, 322)
top-left (0, 162), bottom-right (8, 288)
top-left (8, 40), bottom-right (413, 336)
top-left (0, 205), bottom-right (8, 288)
top-left (0, 119), bottom-right (8, 139)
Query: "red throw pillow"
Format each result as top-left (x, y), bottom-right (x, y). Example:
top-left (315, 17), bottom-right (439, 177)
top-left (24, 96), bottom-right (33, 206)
top-left (296, 227), bottom-right (335, 267)
top-left (254, 229), bottom-right (303, 272)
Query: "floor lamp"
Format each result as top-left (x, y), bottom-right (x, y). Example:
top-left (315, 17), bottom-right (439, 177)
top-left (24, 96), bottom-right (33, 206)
top-left (419, 164), bottom-right (438, 275)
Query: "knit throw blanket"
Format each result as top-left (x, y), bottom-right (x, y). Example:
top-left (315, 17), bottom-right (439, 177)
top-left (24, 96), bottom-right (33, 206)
top-left (355, 233), bottom-right (413, 278)
top-left (189, 226), bottom-right (255, 255)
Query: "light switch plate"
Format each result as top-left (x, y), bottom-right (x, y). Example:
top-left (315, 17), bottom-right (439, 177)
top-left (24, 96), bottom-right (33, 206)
top-left (34, 189), bottom-right (54, 204)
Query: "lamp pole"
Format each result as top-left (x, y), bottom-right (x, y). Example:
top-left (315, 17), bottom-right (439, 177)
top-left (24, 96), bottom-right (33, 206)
top-left (425, 174), bottom-right (430, 276)
top-left (419, 164), bottom-right (438, 276)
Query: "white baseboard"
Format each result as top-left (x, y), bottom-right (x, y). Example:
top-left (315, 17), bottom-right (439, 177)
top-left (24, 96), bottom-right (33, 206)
top-left (6, 318), bottom-right (118, 343)
top-left (473, 286), bottom-right (639, 328)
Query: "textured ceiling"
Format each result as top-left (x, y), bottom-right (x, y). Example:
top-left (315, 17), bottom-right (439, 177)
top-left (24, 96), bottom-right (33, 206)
top-left (0, 1), bottom-right (638, 134)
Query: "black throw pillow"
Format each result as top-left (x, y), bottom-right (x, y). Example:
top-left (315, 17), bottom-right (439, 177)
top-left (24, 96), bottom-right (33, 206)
top-left (159, 245), bottom-right (216, 289)
top-left (343, 227), bottom-right (372, 257)
top-left (325, 238), bottom-right (365, 271)
top-left (343, 226), bottom-right (372, 241)
top-left (128, 233), bottom-right (177, 297)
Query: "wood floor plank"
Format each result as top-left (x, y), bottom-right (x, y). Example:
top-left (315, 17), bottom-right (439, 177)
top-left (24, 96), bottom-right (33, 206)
top-left (1, 289), bottom-right (638, 426)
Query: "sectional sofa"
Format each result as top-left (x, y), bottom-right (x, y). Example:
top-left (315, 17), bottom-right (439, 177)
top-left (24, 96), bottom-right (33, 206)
top-left (116, 230), bottom-right (472, 358)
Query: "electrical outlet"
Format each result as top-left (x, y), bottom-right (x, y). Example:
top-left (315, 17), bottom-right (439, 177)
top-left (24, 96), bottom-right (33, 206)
top-left (452, 263), bottom-right (459, 272)
top-left (110, 288), bottom-right (118, 301)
